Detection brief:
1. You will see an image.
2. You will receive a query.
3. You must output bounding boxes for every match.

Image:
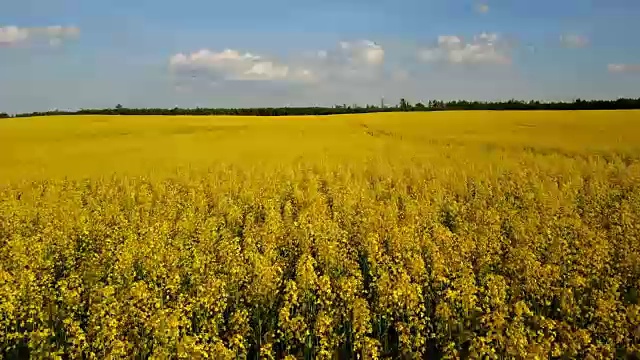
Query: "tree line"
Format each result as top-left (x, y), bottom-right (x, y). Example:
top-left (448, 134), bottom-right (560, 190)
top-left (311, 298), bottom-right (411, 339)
top-left (3, 97), bottom-right (640, 118)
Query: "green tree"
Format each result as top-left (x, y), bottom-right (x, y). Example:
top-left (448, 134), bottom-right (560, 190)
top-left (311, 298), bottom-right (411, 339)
top-left (399, 98), bottom-right (411, 111)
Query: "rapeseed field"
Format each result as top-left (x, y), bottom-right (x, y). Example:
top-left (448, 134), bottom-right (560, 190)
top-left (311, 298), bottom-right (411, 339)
top-left (0, 111), bottom-right (639, 358)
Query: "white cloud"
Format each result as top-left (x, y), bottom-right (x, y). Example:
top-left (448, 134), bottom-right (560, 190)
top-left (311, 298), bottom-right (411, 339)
top-left (171, 40), bottom-right (386, 88)
top-left (418, 32), bottom-right (511, 65)
top-left (608, 64), bottom-right (640, 73)
top-left (245, 61), bottom-right (289, 79)
top-left (0, 25), bottom-right (79, 47)
top-left (291, 68), bottom-right (316, 82)
top-left (361, 41), bottom-right (385, 65)
top-left (169, 48), bottom-right (315, 83)
top-left (0, 26), bottom-right (30, 45)
top-left (438, 35), bottom-right (462, 48)
top-left (475, 32), bottom-right (499, 43)
top-left (335, 40), bottom-right (384, 66)
top-left (560, 34), bottom-right (589, 48)
top-left (304, 40), bottom-right (386, 83)
top-left (476, 3), bottom-right (490, 14)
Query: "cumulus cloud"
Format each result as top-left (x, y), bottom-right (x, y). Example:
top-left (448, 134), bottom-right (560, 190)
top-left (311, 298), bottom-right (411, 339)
top-left (169, 48), bottom-right (313, 82)
top-left (608, 64), bottom-right (640, 73)
top-left (337, 40), bottom-right (385, 65)
top-left (0, 26), bottom-right (30, 45)
top-left (304, 40), bottom-right (386, 83)
top-left (0, 25), bottom-right (79, 47)
top-left (560, 34), bottom-right (589, 48)
top-left (418, 32), bottom-right (512, 65)
top-left (476, 3), bottom-right (490, 14)
top-left (170, 40), bottom-right (386, 87)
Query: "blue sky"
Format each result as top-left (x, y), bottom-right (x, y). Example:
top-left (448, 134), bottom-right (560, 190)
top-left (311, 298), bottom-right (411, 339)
top-left (1, 0), bottom-right (640, 113)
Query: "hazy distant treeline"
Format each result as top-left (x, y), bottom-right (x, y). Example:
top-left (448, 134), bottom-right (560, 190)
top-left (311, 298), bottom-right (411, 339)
top-left (4, 97), bottom-right (640, 118)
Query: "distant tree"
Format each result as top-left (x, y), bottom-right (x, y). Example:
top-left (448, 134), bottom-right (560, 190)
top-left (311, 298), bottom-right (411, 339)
top-left (0, 113), bottom-right (9, 119)
top-left (399, 98), bottom-right (411, 111)
top-left (8, 97), bottom-right (640, 118)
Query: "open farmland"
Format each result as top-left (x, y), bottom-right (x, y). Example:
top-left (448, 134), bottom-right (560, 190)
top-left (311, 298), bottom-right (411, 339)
top-left (1, 111), bottom-right (640, 358)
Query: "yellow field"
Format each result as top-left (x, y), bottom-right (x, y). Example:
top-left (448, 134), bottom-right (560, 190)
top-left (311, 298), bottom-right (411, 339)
top-left (2, 111), bottom-right (640, 181)
top-left (0, 111), bottom-right (639, 358)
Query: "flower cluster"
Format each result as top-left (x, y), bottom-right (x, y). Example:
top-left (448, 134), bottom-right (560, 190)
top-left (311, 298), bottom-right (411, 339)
top-left (0, 155), bottom-right (639, 359)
